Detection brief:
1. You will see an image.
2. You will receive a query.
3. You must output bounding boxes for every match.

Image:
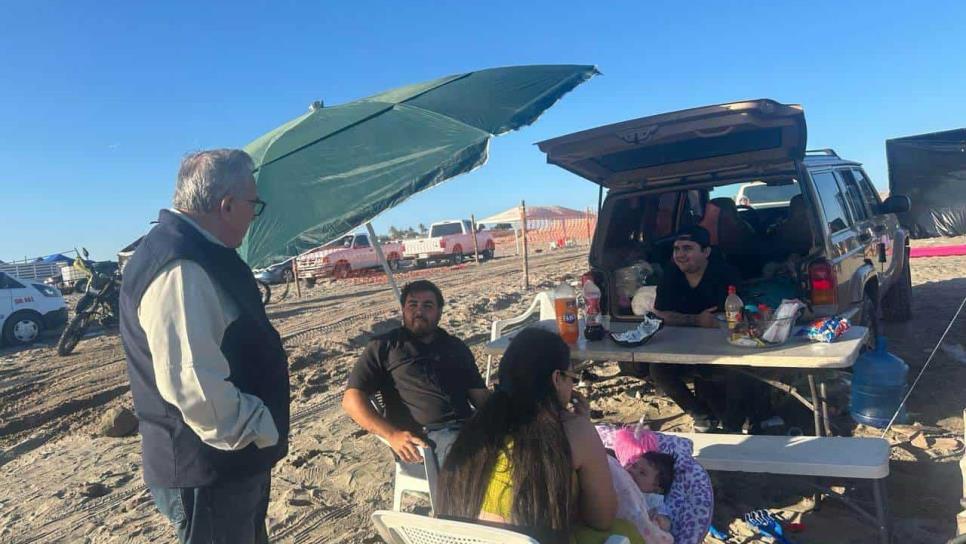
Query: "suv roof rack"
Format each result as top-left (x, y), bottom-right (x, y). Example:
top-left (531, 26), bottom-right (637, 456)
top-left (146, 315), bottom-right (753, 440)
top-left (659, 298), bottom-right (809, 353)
top-left (805, 148), bottom-right (840, 158)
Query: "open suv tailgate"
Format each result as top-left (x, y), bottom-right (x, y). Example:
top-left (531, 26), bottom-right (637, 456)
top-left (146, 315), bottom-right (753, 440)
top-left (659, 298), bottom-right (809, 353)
top-left (537, 99), bottom-right (806, 191)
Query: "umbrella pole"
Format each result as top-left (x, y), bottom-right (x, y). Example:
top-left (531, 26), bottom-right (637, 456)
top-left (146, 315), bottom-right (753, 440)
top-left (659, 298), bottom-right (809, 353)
top-left (366, 222), bottom-right (401, 301)
top-left (520, 200), bottom-right (529, 290)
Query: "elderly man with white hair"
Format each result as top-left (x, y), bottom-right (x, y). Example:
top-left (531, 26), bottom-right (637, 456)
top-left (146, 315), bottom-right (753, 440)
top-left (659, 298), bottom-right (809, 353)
top-left (119, 149), bottom-right (288, 544)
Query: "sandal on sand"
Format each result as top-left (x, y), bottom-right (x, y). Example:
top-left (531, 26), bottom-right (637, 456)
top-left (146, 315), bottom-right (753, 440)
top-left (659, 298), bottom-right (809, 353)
top-left (743, 510), bottom-right (794, 544)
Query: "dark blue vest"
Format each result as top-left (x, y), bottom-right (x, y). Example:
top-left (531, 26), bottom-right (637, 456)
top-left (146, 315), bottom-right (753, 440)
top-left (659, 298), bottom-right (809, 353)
top-left (120, 210), bottom-right (289, 487)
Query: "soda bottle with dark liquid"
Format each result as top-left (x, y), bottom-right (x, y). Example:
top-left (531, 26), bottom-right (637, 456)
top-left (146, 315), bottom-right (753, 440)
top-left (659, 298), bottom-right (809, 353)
top-left (582, 278), bottom-right (604, 341)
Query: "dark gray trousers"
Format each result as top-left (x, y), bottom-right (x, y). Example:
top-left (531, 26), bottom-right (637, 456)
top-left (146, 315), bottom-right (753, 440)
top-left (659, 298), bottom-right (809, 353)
top-left (149, 471), bottom-right (271, 544)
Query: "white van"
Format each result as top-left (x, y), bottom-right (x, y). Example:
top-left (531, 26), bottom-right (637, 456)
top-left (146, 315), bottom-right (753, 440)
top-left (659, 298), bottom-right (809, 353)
top-left (0, 271), bottom-right (67, 346)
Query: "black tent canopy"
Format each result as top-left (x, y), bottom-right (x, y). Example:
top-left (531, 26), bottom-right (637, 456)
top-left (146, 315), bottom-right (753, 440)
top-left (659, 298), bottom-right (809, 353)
top-left (887, 128), bottom-right (966, 238)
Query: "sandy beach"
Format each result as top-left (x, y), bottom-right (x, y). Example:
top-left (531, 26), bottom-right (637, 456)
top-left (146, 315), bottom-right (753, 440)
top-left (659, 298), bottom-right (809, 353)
top-left (1, 237), bottom-right (964, 544)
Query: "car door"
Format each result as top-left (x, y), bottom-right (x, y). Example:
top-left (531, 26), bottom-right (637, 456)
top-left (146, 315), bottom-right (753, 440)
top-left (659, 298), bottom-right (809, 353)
top-left (809, 169), bottom-right (865, 309)
top-left (851, 168), bottom-right (897, 277)
top-left (0, 273), bottom-right (14, 327)
top-left (462, 220), bottom-right (474, 253)
top-left (353, 234), bottom-right (375, 268)
top-left (835, 168), bottom-right (881, 273)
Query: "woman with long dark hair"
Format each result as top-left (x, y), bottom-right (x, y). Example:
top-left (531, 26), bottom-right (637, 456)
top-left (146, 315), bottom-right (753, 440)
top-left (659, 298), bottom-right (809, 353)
top-left (436, 328), bottom-right (643, 543)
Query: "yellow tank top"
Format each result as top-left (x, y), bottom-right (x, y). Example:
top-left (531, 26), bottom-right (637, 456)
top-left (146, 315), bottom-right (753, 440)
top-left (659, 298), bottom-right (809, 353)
top-left (479, 446), bottom-right (645, 544)
top-left (480, 447), bottom-right (515, 518)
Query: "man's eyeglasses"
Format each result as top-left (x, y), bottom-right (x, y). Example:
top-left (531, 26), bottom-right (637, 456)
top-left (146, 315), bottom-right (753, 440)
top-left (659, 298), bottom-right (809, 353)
top-left (247, 198), bottom-right (267, 217)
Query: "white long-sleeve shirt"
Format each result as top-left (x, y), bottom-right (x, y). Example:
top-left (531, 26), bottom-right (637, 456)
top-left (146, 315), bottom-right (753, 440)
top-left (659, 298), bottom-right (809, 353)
top-left (137, 210), bottom-right (279, 451)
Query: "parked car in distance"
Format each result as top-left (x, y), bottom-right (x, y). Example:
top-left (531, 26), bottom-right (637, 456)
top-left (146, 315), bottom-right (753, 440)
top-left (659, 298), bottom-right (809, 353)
top-left (253, 257), bottom-right (295, 285)
top-left (538, 99), bottom-right (913, 342)
top-left (0, 271), bottom-right (68, 346)
top-left (296, 233), bottom-right (403, 286)
top-left (403, 219), bottom-right (496, 268)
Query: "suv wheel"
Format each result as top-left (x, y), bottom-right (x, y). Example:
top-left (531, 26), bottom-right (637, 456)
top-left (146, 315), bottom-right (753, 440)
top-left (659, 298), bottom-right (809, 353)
top-left (882, 253), bottom-right (912, 322)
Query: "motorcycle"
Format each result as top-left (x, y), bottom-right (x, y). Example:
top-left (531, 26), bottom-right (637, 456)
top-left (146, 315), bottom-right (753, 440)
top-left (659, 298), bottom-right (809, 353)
top-left (56, 250), bottom-right (121, 356)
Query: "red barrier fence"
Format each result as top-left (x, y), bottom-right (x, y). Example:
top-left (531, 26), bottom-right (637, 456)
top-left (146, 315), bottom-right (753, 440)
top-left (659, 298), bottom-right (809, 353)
top-left (491, 215), bottom-right (597, 255)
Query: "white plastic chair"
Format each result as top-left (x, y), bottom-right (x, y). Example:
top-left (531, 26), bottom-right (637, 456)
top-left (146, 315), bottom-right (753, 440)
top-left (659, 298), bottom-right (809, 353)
top-left (370, 397), bottom-right (441, 512)
top-left (379, 441), bottom-right (438, 513)
top-left (371, 510), bottom-right (632, 544)
top-left (485, 290), bottom-right (556, 386)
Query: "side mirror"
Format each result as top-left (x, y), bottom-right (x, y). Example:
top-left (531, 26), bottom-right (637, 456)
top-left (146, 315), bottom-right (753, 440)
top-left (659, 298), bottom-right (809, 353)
top-left (880, 195), bottom-right (911, 215)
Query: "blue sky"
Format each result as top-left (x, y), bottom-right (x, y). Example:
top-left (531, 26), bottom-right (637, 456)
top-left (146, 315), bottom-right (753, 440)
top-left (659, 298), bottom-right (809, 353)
top-left (2, 1), bottom-right (964, 262)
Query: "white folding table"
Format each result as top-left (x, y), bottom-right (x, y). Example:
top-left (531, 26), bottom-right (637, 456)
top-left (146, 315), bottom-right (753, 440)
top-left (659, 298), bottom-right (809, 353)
top-left (483, 320), bottom-right (868, 436)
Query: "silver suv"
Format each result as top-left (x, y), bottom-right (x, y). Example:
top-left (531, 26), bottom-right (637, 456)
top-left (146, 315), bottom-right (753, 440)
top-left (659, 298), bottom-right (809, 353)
top-left (538, 99), bottom-right (913, 335)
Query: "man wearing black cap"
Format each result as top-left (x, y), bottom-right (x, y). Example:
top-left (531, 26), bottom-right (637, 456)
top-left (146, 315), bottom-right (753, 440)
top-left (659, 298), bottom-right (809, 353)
top-left (650, 225), bottom-right (751, 432)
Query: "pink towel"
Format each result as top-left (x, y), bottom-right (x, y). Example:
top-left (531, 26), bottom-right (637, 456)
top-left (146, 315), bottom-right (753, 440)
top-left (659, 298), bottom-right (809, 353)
top-left (910, 244), bottom-right (966, 258)
top-left (613, 427), bottom-right (660, 468)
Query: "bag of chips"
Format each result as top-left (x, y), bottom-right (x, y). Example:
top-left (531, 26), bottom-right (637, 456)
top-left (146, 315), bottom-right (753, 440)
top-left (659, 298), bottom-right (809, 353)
top-left (802, 316), bottom-right (851, 343)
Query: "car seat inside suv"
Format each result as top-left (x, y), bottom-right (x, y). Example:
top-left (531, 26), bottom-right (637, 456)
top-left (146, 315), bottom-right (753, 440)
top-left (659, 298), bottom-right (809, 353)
top-left (772, 194), bottom-right (812, 256)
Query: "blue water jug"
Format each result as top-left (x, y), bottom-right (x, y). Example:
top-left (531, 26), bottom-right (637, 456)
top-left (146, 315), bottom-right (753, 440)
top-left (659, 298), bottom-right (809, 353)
top-left (850, 337), bottom-right (909, 428)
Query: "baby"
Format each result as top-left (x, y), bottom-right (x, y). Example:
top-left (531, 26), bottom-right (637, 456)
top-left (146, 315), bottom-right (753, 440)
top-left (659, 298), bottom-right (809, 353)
top-left (613, 428), bottom-right (675, 532)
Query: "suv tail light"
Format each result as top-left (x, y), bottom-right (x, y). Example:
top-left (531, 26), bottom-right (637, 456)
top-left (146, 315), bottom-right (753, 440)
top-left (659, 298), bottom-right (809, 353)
top-left (439, 239), bottom-right (447, 249)
top-left (808, 261), bottom-right (837, 305)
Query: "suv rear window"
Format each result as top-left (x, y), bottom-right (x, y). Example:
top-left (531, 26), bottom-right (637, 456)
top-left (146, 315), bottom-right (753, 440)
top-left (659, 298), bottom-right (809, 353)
top-left (430, 223), bottom-right (463, 237)
top-left (811, 171), bottom-right (852, 233)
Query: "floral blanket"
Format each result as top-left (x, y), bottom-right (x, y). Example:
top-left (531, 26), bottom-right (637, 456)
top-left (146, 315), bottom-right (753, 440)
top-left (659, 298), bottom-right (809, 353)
top-left (597, 425), bottom-right (714, 544)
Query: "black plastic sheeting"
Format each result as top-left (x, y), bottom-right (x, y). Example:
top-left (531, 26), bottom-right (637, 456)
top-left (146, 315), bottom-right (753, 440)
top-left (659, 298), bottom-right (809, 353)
top-left (887, 128), bottom-right (966, 238)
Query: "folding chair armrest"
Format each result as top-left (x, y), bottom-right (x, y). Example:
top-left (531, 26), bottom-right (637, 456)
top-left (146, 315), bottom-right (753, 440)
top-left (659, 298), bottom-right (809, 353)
top-left (490, 291), bottom-right (552, 341)
top-left (417, 445), bottom-right (440, 514)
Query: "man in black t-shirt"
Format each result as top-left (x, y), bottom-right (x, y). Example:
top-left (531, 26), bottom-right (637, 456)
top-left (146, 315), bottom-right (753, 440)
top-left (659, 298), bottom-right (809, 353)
top-left (650, 226), bottom-right (758, 432)
top-left (342, 280), bottom-right (489, 464)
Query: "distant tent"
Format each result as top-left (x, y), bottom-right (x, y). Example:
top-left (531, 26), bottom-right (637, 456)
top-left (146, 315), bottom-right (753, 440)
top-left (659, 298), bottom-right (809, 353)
top-left (478, 205), bottom-right (590, 225)
top-left (41, 253), bottom-right (74, 264)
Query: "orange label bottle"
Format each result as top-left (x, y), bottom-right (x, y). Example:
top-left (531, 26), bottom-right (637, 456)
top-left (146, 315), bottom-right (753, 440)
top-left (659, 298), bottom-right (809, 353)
top-left (554, 282), bottom-right (579, 344)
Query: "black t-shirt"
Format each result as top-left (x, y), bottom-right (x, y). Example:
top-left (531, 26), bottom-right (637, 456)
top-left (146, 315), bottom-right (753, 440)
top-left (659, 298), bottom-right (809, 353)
top-left (654, 255), bottom-right (742, 315)
top-left (347, 326), bottom-right (484, 434)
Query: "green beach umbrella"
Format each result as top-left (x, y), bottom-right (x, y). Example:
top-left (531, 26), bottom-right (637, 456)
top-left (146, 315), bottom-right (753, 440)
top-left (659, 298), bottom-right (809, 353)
top-left (239, 64), bottom-right (598, 268)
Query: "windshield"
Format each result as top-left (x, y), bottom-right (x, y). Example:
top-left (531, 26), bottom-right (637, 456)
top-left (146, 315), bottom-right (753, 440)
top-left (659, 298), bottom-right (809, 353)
top-left (430, 223), bottom-right (462, 237)
top-left (323, 235), bottom-right (355, 249)
top-left (742, 182), bottom-right (800, 204)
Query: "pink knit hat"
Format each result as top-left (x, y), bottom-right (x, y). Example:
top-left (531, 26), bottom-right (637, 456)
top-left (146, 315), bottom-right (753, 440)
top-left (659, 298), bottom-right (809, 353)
top-left (613, 427), bottom-right (660, 468)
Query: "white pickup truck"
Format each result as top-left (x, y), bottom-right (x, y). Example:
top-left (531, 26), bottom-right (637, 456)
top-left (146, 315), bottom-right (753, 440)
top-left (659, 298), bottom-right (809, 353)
top-left (296, 233), bottom-right (403, 286)
top-left (403, 220), bottom-right (495, 268)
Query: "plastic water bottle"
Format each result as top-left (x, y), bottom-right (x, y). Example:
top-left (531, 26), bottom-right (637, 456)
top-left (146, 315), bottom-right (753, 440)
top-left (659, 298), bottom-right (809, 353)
top-left (725, 285), bottom-right (743, 340)
top-left (554, 282), bottom-right (579, 344)
top-left (582, 278), bottom-right (604, 341)
top-left (850, 337), bottom-right (909, 428)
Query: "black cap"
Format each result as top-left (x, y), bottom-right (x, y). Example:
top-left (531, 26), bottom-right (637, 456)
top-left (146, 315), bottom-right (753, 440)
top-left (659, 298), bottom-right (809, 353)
top-left (674, 225), bottom-right (711, 248)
